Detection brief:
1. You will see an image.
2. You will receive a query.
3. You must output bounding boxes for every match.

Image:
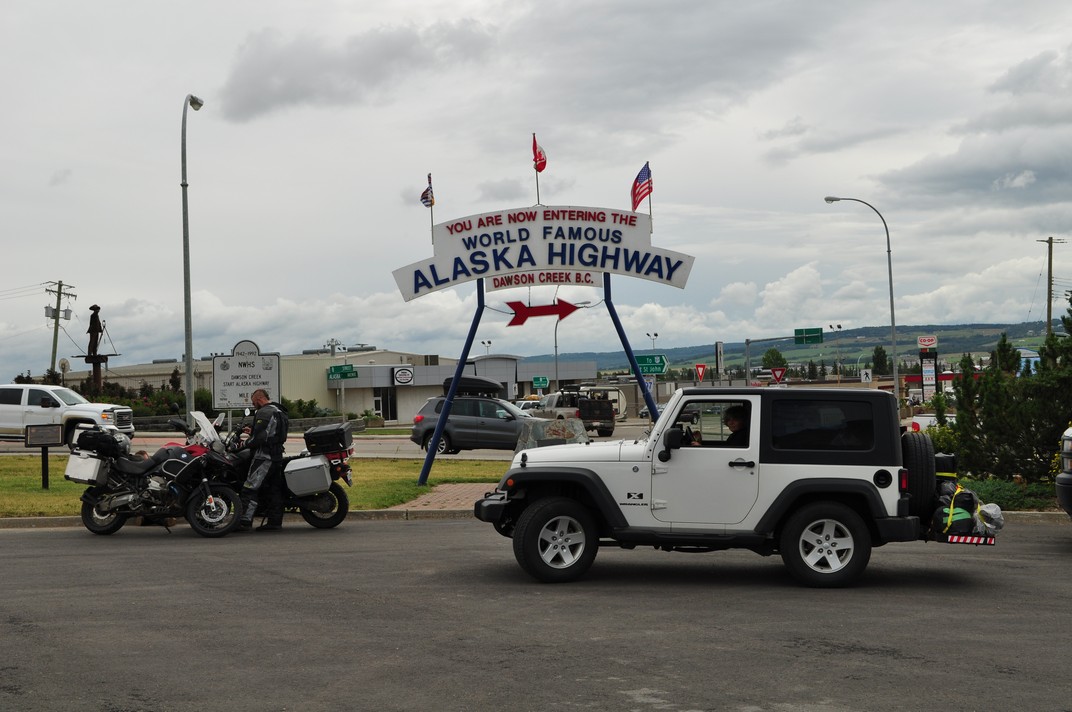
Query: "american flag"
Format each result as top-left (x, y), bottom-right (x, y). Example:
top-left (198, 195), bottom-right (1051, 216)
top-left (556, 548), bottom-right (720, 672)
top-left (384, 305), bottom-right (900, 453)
top-left (420, 173), bottom-right (434, 208)
top-left (631, 162), bottom-right (652, 211)
top-left (532, 134), bottom-right (547, 173)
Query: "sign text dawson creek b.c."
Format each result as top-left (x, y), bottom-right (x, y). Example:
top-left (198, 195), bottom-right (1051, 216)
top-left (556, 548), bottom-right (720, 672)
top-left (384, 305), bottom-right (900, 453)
top-left (393, 205), bottom-right (694, 301)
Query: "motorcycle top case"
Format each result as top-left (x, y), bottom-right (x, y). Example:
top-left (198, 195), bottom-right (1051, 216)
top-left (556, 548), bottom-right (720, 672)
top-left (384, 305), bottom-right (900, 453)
top-left (303, 422), bottom-right (353, 454)
top-left (284, 455), bottom-right (332, 496)
top-left (65, 452), bottom-right (108, 485)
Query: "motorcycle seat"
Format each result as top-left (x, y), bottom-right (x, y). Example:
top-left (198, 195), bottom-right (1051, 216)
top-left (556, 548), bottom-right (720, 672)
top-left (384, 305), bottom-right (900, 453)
top-left (112, 447), bottom-right (174, 476)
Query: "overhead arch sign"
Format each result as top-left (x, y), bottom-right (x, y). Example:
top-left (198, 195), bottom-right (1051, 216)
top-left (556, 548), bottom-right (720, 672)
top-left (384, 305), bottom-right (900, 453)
top-left (393, 205), bottom-right (694, 301)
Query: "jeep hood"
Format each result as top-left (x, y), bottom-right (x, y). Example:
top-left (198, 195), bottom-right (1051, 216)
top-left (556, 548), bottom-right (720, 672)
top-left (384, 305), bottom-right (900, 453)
top-left (514, 438), bottom-right (648, 466)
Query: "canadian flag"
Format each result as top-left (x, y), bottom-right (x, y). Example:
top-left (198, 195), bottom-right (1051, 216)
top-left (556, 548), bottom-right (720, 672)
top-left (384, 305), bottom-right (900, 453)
top-left (532, 133), bottom-right (547, 173)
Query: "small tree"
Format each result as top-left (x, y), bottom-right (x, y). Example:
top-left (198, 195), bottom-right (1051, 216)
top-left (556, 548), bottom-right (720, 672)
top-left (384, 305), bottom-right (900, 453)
top-left (871, 346), bottom-right (890, 375)
top-left (761, 348), bottom-right (788, 369)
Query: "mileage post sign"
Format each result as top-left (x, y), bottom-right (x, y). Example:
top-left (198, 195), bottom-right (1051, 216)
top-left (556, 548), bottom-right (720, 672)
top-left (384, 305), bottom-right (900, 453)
top-left (212, 340), bottom-right (281, 410)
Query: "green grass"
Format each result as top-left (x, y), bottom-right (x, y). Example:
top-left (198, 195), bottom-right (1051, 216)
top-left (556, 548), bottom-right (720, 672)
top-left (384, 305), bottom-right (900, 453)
top-left (0, 456), bottom-right (503, 518)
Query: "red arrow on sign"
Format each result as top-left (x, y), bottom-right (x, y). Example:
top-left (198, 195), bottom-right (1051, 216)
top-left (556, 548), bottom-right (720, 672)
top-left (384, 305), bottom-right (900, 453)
top-left (770, 367), bottom-right (787, 383)
top-left (695, 364), bottom-right (707, 381)
top-left (506, 300), bottom-right (582, 326)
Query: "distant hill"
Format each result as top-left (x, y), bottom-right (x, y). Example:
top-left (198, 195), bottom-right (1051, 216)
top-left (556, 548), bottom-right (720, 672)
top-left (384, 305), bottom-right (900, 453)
top-left (532, 321), bottom-right (1057, 371)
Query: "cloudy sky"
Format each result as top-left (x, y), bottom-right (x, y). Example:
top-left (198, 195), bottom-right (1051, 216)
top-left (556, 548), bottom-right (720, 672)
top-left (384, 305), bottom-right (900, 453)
top-left (3, 0), bottom-right (1071, 382)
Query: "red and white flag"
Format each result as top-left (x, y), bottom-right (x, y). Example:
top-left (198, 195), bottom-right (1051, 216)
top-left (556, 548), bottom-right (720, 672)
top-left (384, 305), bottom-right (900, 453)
top-left (532, 133), bottom-right (547, 173)
top-left (631, 161), bottom-right (652, 211)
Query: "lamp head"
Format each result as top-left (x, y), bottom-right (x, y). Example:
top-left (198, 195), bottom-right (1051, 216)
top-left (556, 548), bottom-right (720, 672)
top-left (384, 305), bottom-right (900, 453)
top-left (824, 196), bottom-right (840, 203)
top-left (188, 95), bottom-right (204, 111)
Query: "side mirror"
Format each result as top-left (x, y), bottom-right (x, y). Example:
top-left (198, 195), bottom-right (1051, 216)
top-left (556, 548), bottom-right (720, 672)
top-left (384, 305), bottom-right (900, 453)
top-left (659, 426), bottom-right (684, 462)
top-left (39, 397), bottom-right (58, 409)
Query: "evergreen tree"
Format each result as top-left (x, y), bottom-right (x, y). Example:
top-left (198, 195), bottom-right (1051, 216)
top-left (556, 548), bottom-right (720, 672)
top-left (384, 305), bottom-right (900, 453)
top-left (761, 348), bottom-right (788, 369)
top-left (871, 346), bottom-right (890, 374)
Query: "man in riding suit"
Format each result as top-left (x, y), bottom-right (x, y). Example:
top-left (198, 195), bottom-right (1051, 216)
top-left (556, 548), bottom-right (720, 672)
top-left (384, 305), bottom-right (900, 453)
top-left (236, 388), bottom-right (287, 532)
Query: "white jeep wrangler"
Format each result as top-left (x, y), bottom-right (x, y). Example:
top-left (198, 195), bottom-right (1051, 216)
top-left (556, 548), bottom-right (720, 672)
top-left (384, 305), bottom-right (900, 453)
top-left (475, 387), bottom-right (972, 588)
top-left (0, 384), bottom-right (135, 445)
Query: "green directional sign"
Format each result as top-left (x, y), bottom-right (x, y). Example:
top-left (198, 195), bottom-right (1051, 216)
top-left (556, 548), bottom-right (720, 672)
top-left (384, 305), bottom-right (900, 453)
top-left (328, 364), bottom-right (357, 381)
top-left (328, 371), bottom-right (358, 381)
top-left (794, 327), bottom-right (824, 345)
top-left (532, 376), bottom-right (549, 389)
top-left (636, 354), bottom-right (668, 375)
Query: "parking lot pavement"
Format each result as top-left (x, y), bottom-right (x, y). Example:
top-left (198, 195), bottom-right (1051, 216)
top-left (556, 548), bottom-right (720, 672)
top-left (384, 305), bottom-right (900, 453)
top-left (2, 515), bottom-right (1072, 711)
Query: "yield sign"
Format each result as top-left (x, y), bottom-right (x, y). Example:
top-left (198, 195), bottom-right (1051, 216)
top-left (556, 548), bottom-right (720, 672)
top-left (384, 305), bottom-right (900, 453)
top-left (695, 363), bottom-right (707, 381)
top-left (506, 299), bottom-right (582, 326)
top-left (770, 367), bottom-right (787, 383)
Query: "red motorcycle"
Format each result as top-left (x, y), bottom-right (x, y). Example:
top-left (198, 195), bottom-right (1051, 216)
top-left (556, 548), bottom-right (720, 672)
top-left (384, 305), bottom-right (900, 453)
top-left (64, 413), bottom-right (242, 538)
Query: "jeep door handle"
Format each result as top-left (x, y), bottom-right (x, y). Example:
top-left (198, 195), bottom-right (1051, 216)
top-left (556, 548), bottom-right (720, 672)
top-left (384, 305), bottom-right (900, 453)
top-left (728, 460), bottom-right (755, 468)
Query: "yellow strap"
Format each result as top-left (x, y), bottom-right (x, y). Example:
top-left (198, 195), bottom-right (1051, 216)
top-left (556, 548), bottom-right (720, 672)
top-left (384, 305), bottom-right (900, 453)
top-left (943, 484), bottom-right (963, 533)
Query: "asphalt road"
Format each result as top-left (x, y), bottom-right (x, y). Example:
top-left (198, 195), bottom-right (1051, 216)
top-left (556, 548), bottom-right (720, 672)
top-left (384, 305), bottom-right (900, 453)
top-left (2, 514), bottom-right (1070, 711)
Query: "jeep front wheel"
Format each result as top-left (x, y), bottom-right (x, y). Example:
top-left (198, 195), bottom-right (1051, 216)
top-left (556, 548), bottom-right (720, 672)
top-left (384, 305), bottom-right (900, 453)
top-left (780, 502), bottom-right (871, 588)
top-left (512, 497), bottom-right (598, 583)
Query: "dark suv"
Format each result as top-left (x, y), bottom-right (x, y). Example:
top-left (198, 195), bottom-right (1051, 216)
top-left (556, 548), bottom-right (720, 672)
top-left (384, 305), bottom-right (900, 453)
top-left (411, 396), bottom-right (542, 454)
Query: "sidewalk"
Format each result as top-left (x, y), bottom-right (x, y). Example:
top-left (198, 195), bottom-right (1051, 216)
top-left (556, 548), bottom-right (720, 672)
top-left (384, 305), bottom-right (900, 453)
top-left (0, 482), bottom-right (493, 529)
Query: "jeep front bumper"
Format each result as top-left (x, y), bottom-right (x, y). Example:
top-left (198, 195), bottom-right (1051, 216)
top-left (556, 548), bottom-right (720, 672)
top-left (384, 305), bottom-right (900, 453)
top-left (474, 491), bottom-right (508, 523)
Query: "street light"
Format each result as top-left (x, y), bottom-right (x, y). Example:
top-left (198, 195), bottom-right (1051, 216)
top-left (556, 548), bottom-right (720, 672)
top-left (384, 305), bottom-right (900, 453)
top-left (824, 196), bottom-right (898, 399)
top-left (181, 93), bottom-right (203, 423)
top-left (646, 332), bottom-right (659, 351)
top-left (555, 301), bottom-right (591, 392)
top-left (481, 340), bottom-right (492, 355)
top-left (829, 323), bottom-right (842, 384)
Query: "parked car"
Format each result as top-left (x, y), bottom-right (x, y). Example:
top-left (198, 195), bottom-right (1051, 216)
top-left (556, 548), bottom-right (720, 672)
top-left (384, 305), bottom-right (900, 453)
top-left (411, 395), bottom-right (545, 454)
top-left (515, 400), bottom-right (541, 412)
top-left (0, 384), bottom-right (134, 445)
top-left (638, 402), bottom-right (669, 420)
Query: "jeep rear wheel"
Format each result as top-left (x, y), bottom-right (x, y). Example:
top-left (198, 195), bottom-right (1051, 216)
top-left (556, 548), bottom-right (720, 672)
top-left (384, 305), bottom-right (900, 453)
top-left (512, 497), bottom-right (597, 583)
top-left (901, 431), bottom-right (937, 520)
top-left (780, 502), bottom-right (871, 588)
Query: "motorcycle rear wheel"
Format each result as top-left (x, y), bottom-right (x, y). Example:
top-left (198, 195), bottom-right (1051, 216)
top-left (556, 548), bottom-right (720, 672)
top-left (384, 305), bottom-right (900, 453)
top-left (299, 482), bottom-right (349, 529)
top-left (80, 500), bottom-right (129, 535)
top-left (185, 485), bottom-right (242, 538)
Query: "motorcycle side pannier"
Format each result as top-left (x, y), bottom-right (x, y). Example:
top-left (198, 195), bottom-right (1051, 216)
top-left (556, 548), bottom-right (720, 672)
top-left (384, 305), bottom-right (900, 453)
top-left (303, 422), bottom-right (353, 454)
top-left (65, 452), bottom-right (108, 485)
top-left (284, 455), bottom-right (332, 496)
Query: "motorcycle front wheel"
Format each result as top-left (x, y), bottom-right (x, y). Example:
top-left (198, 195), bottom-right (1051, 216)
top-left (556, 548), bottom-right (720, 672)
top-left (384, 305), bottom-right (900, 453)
top-left (299, 482), bottom-right (349, 529)
top-left (80, 499), bottom-right (128, 535)
top-left (185, 485), bottom-right (242, 538)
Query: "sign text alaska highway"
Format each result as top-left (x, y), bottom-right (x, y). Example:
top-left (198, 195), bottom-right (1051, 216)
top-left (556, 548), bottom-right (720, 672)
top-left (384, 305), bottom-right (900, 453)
top-left (393, 205), bottom-right (694, 301)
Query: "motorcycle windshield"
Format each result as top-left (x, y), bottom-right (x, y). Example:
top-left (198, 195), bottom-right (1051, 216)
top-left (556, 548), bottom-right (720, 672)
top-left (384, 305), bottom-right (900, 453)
top-left (190, 411), bottom-right (224, 449)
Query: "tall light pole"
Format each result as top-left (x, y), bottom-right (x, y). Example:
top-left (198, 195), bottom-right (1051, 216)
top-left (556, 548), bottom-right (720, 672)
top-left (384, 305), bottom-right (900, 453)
top-left (646, 332), bottom-right (658, 351)
top-left (481, 340), bottom-right (492, 355)
top-left (555, 301), bottom-right (590, 392)
top-left (181, 94), bottom-right (203, 423)
top-left (828, 323), bottom-right (842, 384)
top-left (824, 196), bottom-right (898, 400)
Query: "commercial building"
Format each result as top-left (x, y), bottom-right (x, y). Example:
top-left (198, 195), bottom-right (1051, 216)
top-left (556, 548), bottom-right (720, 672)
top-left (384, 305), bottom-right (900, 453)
top-left (61, 347), bottom-right (598, 424)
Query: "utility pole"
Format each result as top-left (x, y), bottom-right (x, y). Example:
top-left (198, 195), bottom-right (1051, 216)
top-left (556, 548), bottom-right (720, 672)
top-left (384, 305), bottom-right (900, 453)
top-left (45, 281), bottom-right (76, 374)
top-left (1038, 237), bottom-right (1066, 336)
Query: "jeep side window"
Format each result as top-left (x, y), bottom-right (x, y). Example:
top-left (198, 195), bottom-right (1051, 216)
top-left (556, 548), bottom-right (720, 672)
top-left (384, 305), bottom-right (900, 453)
top-left (771, 399), bottom-right (874, 451)
top-left (675, 400), bottom-right (749, 448)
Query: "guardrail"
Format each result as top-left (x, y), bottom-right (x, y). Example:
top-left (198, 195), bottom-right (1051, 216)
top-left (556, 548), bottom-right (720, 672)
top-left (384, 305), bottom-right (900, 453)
top-left (133, 415), bottom-right (369, 433)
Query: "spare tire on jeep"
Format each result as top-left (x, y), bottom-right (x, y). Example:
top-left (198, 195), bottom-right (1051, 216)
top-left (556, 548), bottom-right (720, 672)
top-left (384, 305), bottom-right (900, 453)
top-left (901, 431), bottom-right (937, 520)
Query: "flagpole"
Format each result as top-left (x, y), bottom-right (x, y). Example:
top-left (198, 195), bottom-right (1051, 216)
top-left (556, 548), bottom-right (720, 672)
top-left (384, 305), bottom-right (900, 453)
top-left (535, 170), bottom-right (541, 205)
top-left (646, 160), bottom-right (653, 233)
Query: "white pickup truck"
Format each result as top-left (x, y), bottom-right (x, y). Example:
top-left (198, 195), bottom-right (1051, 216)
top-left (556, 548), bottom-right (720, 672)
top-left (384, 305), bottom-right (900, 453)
top-left (0, 384), bottom-right (135, 445)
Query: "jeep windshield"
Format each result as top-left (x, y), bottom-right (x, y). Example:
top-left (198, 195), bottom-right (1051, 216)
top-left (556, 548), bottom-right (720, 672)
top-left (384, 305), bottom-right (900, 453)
top-left (52, 388), bottom-right (90, 406)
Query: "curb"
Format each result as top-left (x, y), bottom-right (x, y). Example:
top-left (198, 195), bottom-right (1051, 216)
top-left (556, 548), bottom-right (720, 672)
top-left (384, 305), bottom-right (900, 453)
top-left (0, 510), bottom-right (1062, 530)
top-left (0, 509), bottom-right (475, 529)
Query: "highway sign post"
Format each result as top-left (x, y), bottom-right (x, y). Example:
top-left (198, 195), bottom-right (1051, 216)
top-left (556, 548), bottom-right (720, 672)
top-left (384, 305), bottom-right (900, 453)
top-left (532, 376), bottom-right (549, 389)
